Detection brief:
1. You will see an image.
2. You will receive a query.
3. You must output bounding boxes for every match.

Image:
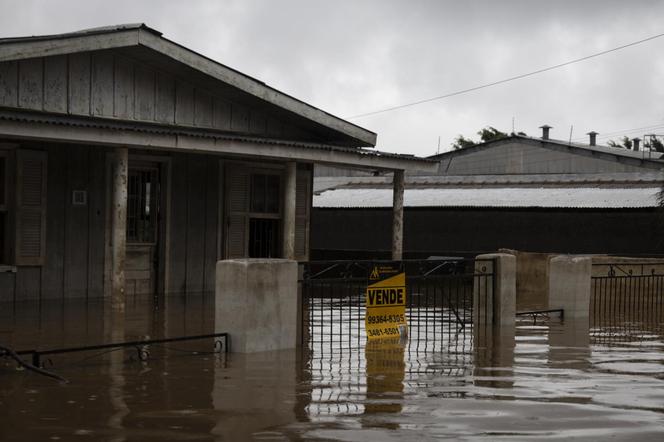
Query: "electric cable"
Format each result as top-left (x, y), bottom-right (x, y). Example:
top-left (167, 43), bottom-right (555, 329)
top-left (347, 31), bottom-right (664, 120)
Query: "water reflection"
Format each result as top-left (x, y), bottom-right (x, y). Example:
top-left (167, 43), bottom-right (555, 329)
top-left (1, 295), bottom-right (664, 440)
top-left (364, 338), bottom-right (405, 419)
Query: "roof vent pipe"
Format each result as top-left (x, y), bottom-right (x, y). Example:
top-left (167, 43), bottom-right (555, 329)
top-left (587, 131), bottom-right (598, 146)
top-left (632, 137), bottom-right (641, 151)
top-left (539, 125), bottom-right (552, 140)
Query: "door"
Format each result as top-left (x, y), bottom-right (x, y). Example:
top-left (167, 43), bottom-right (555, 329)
top-left (125, 165), bottom-right (160, 296)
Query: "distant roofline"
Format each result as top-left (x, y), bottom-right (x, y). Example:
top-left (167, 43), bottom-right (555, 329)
top-left (313, 171), bottom-right (664, 193)
top-left (0, 23), bottom-right (377, 147)
top-left (429, 134), bottom-right (664, 165)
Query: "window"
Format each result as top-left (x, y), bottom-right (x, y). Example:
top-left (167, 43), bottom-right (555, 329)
top-left (250, 173), bottom-right (280, 214)
top-left (127, 168), bottom-right (159, 243)
top-left (248, 173), bottom-right (281, 258)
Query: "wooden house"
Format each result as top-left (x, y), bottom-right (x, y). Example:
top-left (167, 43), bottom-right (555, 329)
top-left (0, 24), bottom-right (434, 304)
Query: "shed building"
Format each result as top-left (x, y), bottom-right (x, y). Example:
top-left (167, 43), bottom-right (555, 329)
top-left (312, 173), bottom-right (664, 259)
top-left (0, 24), bottom-right (435, 304)
top-left (312, 129), bottom-right (664, 259)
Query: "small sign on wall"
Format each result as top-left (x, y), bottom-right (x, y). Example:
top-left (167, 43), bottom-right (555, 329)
top-left (72, 190), bottom-right (87, 206)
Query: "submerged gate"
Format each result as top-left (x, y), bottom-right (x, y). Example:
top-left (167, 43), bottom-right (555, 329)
top-left (300, 258), bottom-right (495, 355)
top-left (591, 262), bottom-right (664, 343)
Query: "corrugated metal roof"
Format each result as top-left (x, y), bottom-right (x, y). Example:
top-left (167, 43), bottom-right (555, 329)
top-left (429, 134), bottom-right (664, 164)
top-left (313, 172), bottom-right (664, 192)
top-left (314, 187), bottom-right (662, 209)
top-left (0, 109), bottom-right (433, 164)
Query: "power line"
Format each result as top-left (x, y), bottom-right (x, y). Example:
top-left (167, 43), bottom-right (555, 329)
top-left (347, 31), bottom-right (664, 120)
top-left (572, 122), bottom-right (664, 142)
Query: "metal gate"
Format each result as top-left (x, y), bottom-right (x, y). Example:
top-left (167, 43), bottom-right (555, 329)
top-left (591, 262), bottom-right (664, 342)
top-left (300, 258), bottom-right (494, 355)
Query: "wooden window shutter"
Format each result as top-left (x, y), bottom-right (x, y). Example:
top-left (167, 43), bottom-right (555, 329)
top-left (294, 165), bottom-right (311, 261)
top-left (225, 165), bottom-right (249, 258)
top-left (15, 150), bottom-right (47, 266)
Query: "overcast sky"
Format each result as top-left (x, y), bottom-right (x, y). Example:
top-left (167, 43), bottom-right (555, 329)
top-left (2, 0), bottom-right (664, 156)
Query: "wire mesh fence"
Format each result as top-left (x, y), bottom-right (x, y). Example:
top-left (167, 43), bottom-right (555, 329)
top-left (300, 258), bottom-right (494, 359)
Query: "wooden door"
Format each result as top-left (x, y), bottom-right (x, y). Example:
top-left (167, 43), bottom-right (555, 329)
top-left (125, 165), bottom-right (160, 296)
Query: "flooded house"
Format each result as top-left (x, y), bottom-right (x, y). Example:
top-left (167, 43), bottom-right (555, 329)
top-left (0, 24), bottom-right (435, 303)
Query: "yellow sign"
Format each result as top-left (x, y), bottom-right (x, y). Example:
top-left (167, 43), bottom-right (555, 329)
top-left (366, 265), bottom-right (407, 340)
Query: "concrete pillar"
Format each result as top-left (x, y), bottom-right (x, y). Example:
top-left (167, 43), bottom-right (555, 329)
top-left (392, 169), bottom-right (405, 261)
top-left (473, 253), bottom-right (516, 329)
top-left (282, 161), bottom-right (297, 260)
top-left (548, 255), bottom-right (592, 319)
top-left (215, 259), bottom-right (298, 353)
top-left (111, 147), bottom-right (128, 312)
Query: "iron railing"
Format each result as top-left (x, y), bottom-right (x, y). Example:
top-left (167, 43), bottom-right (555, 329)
top-left (13, 332), bottom-right (228, 368)
top-left (591, 262), bottom-right (664, 329)
top-left (300, 258), bottom-right (494, 356)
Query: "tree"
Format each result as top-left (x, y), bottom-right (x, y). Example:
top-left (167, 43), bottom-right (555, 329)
top-left (477, 126), bottom-right (508, 143)
top-left (451, 135), bottom-right (476, 150)
top-left (607, 137), bottom-right (632, 149)
top-left (650, 137), bottom-right (664, 153)
top-left (451, 126), bottom-right (510, 150)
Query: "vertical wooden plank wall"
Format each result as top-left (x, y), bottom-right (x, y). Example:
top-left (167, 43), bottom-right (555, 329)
top-left (9, 144), bottom-right (107, 302)
top-left (166, 153), bottom-right (220, 295)
top-left (40, 145), bottom-right (67, 299)
top-left (63, 145), bottom-right (89, 298)
top-left (87, 149), bottom-right (107, 297)
top-left (185, 157), bottom-right (206, 293)
top-left (203, 160), bottom-right (219, 293)
top-left (167, 153), bottom-right (188, 294)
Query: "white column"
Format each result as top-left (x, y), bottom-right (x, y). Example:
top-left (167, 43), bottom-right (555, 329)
top-left (548, 255), bottom-right (592, 319)
top-left (282, 161), bottom-right (297, 260)
top-left (111, 147), bottom-right (128, 312)
top-left (392, 169), bottom-right (405, 261)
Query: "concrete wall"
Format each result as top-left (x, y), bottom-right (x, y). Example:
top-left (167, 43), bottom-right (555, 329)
top-left (215, 259), bottom-right (298, 353)
top-left (548, 255), bottom-right (592, 319)
top-left (499, 249), bottom-right (552, 311)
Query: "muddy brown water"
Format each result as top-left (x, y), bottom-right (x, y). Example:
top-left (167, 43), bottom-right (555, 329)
top-left (1, 295), bottom-right (663, 441)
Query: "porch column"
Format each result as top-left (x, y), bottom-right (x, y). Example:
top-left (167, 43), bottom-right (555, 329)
top-left (111, 147), bottom-right (128, 311)
top-left (392, 169), bottom-right (405, 261)
top-left (282, 161), bottom-right (297, 260)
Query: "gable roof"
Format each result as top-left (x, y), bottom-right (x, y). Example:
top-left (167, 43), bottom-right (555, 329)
top-left (429, 134), bottom-right (664, 168)
top-left (0, 23), bottom-right (376, 147)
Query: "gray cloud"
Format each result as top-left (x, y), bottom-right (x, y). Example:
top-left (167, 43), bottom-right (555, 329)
top-left (1, 0), bottom-right (663, 155)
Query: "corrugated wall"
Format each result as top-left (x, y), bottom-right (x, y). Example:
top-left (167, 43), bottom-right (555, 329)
top-left (441, 140), bottom-right (653, 174)
top-left (311, 207), bottom-right (664, 258)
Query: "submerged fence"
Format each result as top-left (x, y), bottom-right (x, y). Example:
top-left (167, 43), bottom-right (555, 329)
top-left (300, 258), bottom-right (494, 357)
top-left (591, 262), bottom-right (664, 331)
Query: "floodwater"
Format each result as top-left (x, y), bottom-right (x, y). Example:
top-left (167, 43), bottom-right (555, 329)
top-left (1, 295), bottom-right (664, 441)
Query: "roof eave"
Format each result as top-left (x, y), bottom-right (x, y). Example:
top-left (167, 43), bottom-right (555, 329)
top-left (0, 25), bottom-right (377, 148)
top-left (0, 28), bottom-right (140, 63)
